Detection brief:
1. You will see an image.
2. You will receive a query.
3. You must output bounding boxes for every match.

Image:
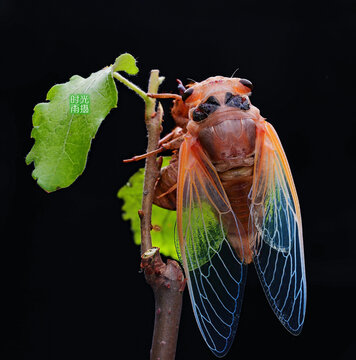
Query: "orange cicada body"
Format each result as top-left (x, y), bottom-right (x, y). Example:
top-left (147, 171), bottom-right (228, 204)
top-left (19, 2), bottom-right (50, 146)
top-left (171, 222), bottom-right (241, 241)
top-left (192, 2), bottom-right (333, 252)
top-left (151, 76), bottom-right (306, 357)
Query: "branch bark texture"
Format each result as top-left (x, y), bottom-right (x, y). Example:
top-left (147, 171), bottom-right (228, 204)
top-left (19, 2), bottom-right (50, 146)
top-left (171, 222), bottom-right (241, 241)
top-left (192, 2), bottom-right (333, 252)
top-left (140, 69), bottom-right (161, 254)
top-left (139, 70), bottom-right (185, 360)
top-left (141, 248), bottom-right (185, 360)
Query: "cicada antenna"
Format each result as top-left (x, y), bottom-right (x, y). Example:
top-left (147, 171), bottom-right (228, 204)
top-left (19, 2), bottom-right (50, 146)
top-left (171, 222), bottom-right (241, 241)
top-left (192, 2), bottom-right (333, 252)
top-left (186, 78), bottom-right (198, 84)
top-left (230, 67), bottom-right (240, 78)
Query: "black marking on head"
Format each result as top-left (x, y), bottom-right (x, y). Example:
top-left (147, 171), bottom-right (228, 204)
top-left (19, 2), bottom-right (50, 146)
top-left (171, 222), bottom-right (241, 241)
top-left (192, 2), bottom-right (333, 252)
top-left (225, 92), bottom-right (250, 110)
top-left (239, 78), bottom-right (253, 91)
top-left (182, 88), bottom-right (194, 101)
top-left (225, 92), bottom-right (234, 104)
top-left (192, 96), bottom-right (220, 122)
top-left (205, 96), bottom-right (220, 106)
top-left (192, 108), bottom-right (208, 122)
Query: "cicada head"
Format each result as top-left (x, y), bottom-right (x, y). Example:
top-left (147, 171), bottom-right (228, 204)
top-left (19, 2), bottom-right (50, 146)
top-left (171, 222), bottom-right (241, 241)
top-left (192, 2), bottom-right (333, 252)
top-left (179, 76), bottom-right (258, 137)
top-left (170, 76), bottom-right (256, 132)
top-left (183, 76), bottom-right (253, 107)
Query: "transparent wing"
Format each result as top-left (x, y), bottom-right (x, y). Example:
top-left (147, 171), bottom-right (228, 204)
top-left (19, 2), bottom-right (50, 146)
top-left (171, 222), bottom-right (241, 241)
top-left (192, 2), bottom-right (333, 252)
top-left (177, 135), bottom-right (247, 357)
top-left (249, 121), bottom-right (306, 334)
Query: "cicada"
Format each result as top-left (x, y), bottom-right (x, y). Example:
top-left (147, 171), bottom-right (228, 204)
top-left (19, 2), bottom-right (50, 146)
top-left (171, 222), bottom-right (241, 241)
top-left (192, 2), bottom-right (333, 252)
top-left (141, 76), bottom-right (306, 357)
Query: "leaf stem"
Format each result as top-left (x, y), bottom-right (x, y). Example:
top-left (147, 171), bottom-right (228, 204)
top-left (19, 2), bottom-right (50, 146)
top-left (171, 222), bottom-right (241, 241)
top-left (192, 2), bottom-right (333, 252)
top-left (112, 71), bottom-right (149, 102)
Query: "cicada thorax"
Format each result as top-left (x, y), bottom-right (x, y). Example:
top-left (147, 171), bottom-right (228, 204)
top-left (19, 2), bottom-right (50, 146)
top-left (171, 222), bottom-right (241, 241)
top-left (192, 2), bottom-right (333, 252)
top-left (154, 76), bottom-right (263, 262)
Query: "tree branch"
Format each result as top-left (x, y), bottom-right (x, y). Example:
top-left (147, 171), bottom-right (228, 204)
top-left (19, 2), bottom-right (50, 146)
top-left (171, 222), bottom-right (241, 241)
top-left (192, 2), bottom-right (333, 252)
top-left (139, 70), bottom-right (185, 360)
top-left (140, 69), bottom-right (161, 255)
top-left (141, 248), bottom-right (185, 360)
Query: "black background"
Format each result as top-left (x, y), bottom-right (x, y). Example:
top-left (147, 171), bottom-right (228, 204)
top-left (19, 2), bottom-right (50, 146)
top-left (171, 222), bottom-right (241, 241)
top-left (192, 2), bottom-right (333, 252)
top-left (1, 0), bottom-right (356, 359)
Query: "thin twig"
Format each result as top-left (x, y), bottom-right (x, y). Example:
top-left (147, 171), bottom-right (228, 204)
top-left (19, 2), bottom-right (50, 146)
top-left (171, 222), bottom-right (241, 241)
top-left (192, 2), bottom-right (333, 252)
top-left (140, 69), bottom-right (161, 254)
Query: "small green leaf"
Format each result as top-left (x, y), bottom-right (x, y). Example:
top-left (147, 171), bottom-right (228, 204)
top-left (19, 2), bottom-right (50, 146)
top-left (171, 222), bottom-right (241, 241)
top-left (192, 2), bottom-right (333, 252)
top-left (112, 53), bottom-right (139, 75)
top-left (26, 67), bottom-right (118, 192)
top-left (118, 157), bottom-right (178, 260)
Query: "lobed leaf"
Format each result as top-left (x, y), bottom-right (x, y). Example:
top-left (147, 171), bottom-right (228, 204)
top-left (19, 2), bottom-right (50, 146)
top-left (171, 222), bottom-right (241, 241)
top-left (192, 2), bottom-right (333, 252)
top-left (26, 67), bottom-right (118, 192)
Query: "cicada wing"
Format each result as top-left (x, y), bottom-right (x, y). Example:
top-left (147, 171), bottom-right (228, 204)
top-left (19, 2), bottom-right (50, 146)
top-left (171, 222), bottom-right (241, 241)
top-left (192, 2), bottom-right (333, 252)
top-left (249, 121), bottom-right (306, 334)
top-left (177, 136), bottom-right (247, 357)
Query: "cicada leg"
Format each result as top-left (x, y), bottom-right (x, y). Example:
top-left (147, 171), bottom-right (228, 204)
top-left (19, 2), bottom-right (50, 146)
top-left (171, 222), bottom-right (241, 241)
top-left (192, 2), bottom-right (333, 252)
top-left (153, 152), bottom-right (179, 210)
top-left (123, 127), bottom-right (184, 163)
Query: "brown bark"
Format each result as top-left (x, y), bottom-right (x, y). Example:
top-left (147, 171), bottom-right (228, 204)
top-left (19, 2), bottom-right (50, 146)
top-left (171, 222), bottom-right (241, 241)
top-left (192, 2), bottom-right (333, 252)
top-left (141, 248), bottom-right (185, 360)
top-left (139, 70), bottom-right (161, 254)
top-left (138, 70), bottom-right (185, 359)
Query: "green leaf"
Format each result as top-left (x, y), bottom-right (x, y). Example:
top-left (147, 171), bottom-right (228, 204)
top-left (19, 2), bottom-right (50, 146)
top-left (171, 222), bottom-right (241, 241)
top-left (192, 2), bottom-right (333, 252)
top-left (112, 53), bottom-right (139, 75)
top-left (26, 67), bottom-right (118, 192)
top-left (118, 157), bottom-right (178, 260)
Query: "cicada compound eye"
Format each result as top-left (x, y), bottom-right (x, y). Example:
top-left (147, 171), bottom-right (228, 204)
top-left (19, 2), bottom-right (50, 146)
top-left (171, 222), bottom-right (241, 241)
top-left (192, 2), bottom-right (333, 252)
top-left (239, 78), bottom-right (253, 91)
